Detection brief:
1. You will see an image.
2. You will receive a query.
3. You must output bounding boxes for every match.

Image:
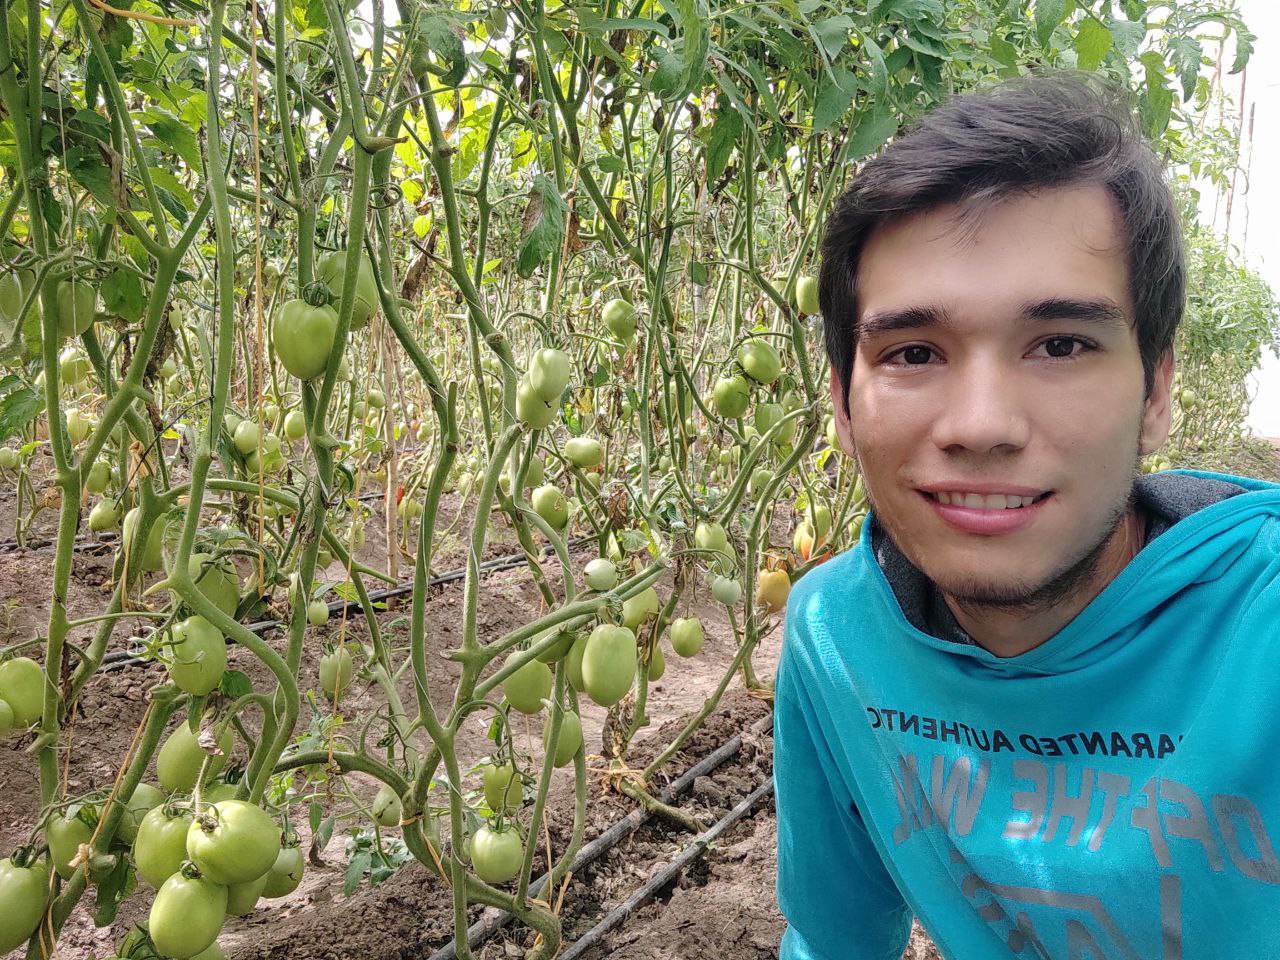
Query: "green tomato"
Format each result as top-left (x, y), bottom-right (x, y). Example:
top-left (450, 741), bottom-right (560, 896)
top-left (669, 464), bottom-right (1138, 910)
top-left (149, 872), bottom-right (228, 960)
top-left (156, 721), bottom-right (233, 794)
top-left (647, 641), bottom-right (666, 681)
top-left (261, 845), bottom-right (305, 898)
top-left (0, 856), bottom-right (50, 955)
top-left (232, 420), bottom-right (260, 456)
top-left (319, 647), bottom-right (354, 701)
top-left (530, 484), bottom-right (568, 530)
top-left (186, 800), bottom-right (281, 886)
top-left (47, 807), bottom-right (95, 879)
top-left (306, 598), bottom-right (329, 627)
top-left (133, 805), bottom-right (194, 889)
top-left (283, 410), bottom-right (306, 441)
top-left (116, 781), bottom-right (165, 845)
top-left (55, 278), bottom-right (97, 340)
top-left (795, 275), bottom-right (820, 315)
top-left (601, 298), bottom-right (638, 341)
top-left (0, 698), bottom-right (12, 736)
top-left (0, 446), bottom-right (19, 470)
top-left (583, 557), bottom-right (618, 591)
top-left (274, 299), bottom-right (338, 380)
top-left (542, 710), bottom-right (583, 768)
top-left (183, 553), bottom-right (240, 620)
top-left (159, 355), bottom-right (179, 379)
top-left (167, 616), bottom-right (227, 697)
top-left (737, 338), bottom-right (782, 385)
top-left (516, 377), bottom-right (557, 429)
top-left (0, 267), bottom-right (38, 330)
top-left (316, 250), bottom-right (379, 329)
top-left (366, 387), bottom-right (386, 409)
top-left (528, 347), bottom-right (571, 402)
top-left (564, 436), bottom-right (603, 468)
top-left (225, 872), bottom-right (268, 917)
top-left (59, 345), bottom-right (91, 386)
top-left (566, 633), bottom-right (588, 692)
top-left (712, 576), bottom-right (742, 606)
top-left (64, 407), bottom-right (92, 444)
top-left (711, 374), bottom-right (751, 419)
top-left (371, 783), bottom-right (402, 828)
top-left (621, 586), bottom-right (659, 630)
top-left (670, 617), bottom-right (705, 657)
top-left (534, 628), bottom-right (576, 664)
top-left (481, 760), bottom-right (522, 813)
top-left (122, 512), bottom-right (170, 570)
top-left (470, 823), bottom-right (524, 884)
top-left (502, 654), bottom-right (552, 715)
top-left (581, 624), bottom-right (637, 708)
top-left (0, 656), bottom-right (44, 726)
top-left (694, 521), bottom-right (733, 573)
top-left (85, 458), bottom-right (111, 494)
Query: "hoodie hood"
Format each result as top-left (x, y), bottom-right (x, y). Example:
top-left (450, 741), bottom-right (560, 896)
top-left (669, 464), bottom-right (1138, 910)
top-left (852, 468), bottom-right (1280, 676)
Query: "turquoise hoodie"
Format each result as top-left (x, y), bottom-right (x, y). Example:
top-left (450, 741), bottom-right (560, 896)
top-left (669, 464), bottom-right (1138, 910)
top-left (774, 469), bottom-right (1280, 960)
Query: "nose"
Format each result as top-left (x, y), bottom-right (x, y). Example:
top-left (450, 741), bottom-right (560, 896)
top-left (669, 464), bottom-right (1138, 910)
top-left (929, 355), bottom-right (1032, 454)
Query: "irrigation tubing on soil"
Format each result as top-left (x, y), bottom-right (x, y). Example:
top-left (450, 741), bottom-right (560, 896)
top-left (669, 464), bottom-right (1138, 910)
top-left (427, 711), bottom-right (776, 960)
top-left (556, 777), bottom-right (776, 960)
top-left (0, 489), bottom-right (392, 554)
top-left (99, 535), bottom-right (595, 672)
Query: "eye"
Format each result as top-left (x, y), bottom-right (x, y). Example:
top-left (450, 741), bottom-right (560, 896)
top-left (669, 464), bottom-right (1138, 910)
top-left (883, 345), bottom-right (937, 366)
top-left (1035, 336), bottom-right (1095, 359)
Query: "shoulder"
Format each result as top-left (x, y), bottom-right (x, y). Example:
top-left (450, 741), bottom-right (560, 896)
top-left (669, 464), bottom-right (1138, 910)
top-left (781, 545), bottom-right (880, 673)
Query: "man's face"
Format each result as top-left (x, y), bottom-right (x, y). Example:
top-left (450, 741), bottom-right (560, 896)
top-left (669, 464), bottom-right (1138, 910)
top-left (830, 183), bottom-right (1174, 609)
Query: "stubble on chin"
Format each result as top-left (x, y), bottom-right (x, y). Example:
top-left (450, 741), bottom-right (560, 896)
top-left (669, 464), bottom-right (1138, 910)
top-left (854, 446), bottom-right (1146, 621)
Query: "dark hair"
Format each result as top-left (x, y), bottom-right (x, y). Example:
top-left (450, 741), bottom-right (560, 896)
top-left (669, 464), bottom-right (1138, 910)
top-left (819, 69), bottom-right (1185, 415)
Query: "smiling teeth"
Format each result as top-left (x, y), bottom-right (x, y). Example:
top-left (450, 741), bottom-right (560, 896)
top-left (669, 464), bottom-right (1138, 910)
top-left (934, 492), bottom-right (1038, 509)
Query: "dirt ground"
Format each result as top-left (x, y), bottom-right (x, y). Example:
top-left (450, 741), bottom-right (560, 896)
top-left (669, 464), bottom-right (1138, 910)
top-left (26, 435), bottom-right (1280, 959)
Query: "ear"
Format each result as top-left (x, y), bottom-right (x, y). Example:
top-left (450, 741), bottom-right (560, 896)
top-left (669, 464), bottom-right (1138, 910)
top-left (828, 365), bottom-right (856, 456)
top-left (1139, 348), bottom-right (1176, 456)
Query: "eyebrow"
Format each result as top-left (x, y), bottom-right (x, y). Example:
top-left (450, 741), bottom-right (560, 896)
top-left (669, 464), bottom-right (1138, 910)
top-left (857, 296), bottom-right (1129, 342)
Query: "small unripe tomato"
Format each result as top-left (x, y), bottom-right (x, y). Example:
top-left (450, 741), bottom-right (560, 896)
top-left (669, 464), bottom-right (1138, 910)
top-left (564, 436), bottom-right (603, 468)
top-left (621, 586), bottom-right (659, 630)
top-left (530, 484), bottom-right (568, 530)
top-left (528, 347), bottom-right (571, 402)
top-left (482, 760), bottom-right (521, 813)
top-left (712, 576), bottom-right (742, 606)
top-left (470, 823), bottom-right (524, 884)
top-left (542, 709), bottom-right (583, 768)
top-left (166, 616), bottom-right (227, 697)
top-left (583, 557), bottom-right (618, 591)
top-left (306, 598), bottom-right (329, 626)
top-left (601, 298), bottom-right (638, 342)
top-left (581, 623), bottom-right (637, 707)
top-left (371, 784), bottom-right (402, 827)
top-left (795, 275), bottom-right (820, 315)
top-left (149, 871), bottom-right (228, 959)
top-left (670, 617), bottom-right (705, 657)
top-left (283, 410), bottom-right (306, 441)
top-left (502, 653), bottom-right (553, 715)
top-left (319, 647), bottom-right (354, 700)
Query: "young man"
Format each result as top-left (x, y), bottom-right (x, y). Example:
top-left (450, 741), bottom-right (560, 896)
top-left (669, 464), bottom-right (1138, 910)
top-left (774, 70), bottom-right (1280, 960)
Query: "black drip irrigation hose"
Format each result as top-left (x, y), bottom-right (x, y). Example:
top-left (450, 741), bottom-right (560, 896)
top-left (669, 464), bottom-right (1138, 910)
top-left (558, 778), bottom-right (776, 960)
top-left (427, 711), bottom-right (776, 960)
top-left (99, 535), bottom-right (596, 673)
top-left (0, 490), bottom-right (392, 556)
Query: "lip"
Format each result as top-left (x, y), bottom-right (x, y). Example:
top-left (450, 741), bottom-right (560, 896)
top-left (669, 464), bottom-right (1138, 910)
top-left (919, 489), bottom-right (1053, 535)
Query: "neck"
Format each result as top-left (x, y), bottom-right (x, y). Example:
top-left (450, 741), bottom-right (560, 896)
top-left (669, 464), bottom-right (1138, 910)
top-left (944, 503), bottom-right (1149, 659)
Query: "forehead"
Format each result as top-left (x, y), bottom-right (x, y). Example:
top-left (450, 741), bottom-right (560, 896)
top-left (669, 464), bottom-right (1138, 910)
top-left (855, 183), bottom-right (1134, 330)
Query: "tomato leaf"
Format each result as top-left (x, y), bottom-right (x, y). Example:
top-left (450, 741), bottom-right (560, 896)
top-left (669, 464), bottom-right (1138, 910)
top-left (102, 265), bottom-right (145, 324)
top-left (343, 849), bottom-right (371, 895)
top-left (219, 669), bottom-right (253, 699)
top-left (92, 854), bottom-right (135, 927)
top-left (0, 375), bottom-right (43, 442)
top-left (1073, 18), bottom-right (1113, 72)
top-left (516, 175), bottom-right (567, 279)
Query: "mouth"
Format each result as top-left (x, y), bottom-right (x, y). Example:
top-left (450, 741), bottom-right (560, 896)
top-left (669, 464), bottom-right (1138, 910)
top-left (917, 488), bottom-right (1054, 534)
top-left (919, 490), bottom-right (1053, 510)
